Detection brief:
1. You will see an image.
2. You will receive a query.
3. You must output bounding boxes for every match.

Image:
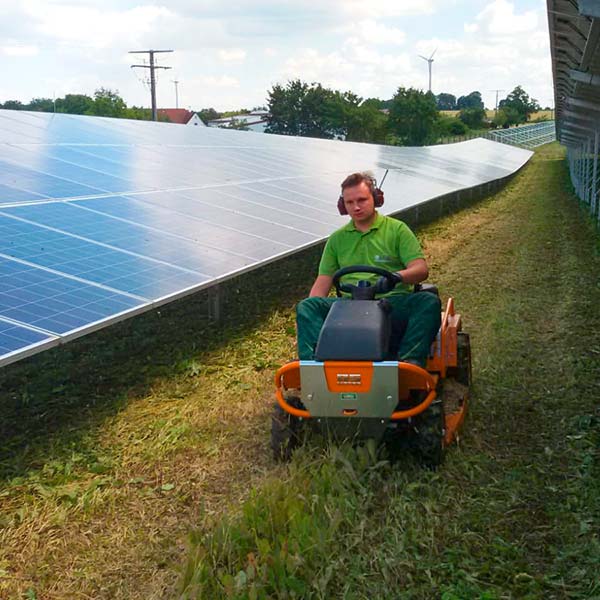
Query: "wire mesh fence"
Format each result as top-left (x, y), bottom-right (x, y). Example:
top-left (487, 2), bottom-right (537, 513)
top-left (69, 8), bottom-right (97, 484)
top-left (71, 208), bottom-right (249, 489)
top-left (567, 134), bottom-right (600, 226)
top-left (438, 121), bottom-right (556, 149)
top-left (485, 121), bottom-right (556, 149)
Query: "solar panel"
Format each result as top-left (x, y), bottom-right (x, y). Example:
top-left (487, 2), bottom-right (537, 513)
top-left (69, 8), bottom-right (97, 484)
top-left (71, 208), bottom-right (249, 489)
top-left (0, 109), bottom-right (533, 366)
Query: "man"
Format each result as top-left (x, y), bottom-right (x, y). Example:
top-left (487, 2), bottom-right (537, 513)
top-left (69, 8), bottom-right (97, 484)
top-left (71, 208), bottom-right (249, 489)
top-left (296, 171), bottom-right (441, 367)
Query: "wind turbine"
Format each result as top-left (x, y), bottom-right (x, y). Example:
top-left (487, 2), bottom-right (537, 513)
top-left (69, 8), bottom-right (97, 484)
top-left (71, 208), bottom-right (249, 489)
top-left (418, 49), bottom-right (437, 93)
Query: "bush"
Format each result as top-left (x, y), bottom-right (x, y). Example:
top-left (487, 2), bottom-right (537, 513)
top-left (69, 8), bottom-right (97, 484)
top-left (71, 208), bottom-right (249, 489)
top-left (437, 114), bottom-right (468, 137)
top-left (458, 107), bottom-right (486, 130)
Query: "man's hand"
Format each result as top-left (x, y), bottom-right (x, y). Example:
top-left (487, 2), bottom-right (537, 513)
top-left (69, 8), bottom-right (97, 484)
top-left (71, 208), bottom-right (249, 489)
top-left (375, 272), bottom-right (403, 293)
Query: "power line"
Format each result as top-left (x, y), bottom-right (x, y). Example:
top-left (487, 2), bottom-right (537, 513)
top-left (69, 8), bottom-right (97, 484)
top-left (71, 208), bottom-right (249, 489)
top-left (129, 49), bottom-right (173, 121)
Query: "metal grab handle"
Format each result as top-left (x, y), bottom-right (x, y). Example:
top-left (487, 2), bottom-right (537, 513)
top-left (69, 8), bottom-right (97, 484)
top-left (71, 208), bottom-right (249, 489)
top-left (390, 389), bottom-right (437, 420)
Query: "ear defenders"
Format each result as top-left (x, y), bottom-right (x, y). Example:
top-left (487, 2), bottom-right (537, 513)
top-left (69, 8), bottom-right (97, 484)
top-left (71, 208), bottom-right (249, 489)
top-left (337, 182), bottom-right (385, 215)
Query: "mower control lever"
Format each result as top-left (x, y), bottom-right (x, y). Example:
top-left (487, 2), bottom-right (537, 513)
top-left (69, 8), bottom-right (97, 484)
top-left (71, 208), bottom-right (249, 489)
top-left (332, 265), bottom-right (400, 299)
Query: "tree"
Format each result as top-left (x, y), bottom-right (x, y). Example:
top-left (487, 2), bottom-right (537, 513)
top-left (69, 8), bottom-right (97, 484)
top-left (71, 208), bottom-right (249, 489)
top-left (436, 93), bottom-right (457, 110)
top-left (1, 100), bottom-right (24, 110)
top-left (343, 98), bottom-right (388, 144)
top-left (459, 107), bottom-right (486, 130)
top-left (198, 108), bottom-right (221, 124)
top-left (457, 91), bottom-right (484, 110)
top-left (124, 106), bottom-right (153, 120)
top-left (438, 114), bottom-right (467, 136)
top-left (266, 80), bottom-right (309, 136)
top-left (498, 86), bottom-right (540, 123)
top-left (492, 109), bottom-right (508, 129)
top-left (28, 98), bottom-right (54, 112)
top-left (388, 88), bottom-right (439, 146)
top-left (55, 94), bottom-right (94, 115)
top-left (265, 80), bottom-right (343, 139)
top-left (85, 88), bottom-right (127, 118)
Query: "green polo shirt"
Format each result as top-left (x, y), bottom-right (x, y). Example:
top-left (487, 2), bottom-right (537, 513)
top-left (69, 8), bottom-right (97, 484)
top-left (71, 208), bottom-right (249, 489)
top-left (318, 212), bottom-right (424, 296)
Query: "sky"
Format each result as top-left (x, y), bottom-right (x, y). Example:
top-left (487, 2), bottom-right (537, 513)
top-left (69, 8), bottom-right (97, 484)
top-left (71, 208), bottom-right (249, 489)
top-left (0, 0), bottom-right (554, 112)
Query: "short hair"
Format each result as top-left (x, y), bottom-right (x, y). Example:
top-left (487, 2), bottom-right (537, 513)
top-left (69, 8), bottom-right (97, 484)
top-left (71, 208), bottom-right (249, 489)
top-left (340, 171), bottom-right (377, 197)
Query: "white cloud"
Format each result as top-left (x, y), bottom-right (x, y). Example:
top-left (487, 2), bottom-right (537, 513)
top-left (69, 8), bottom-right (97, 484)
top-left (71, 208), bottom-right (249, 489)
top-left (342, 0), bottom-right (438, 18)
top-left (279, 46), bottom-right (417, 100)
top-left (218, 48), bottom-right (247, 62)
top-left (0, 0), bottom-right (553, 113)
top-left (2, 44), bottom-right (39, 57)
top-left (343, 19), bottom-right (406, 46)
top-left (23, 2), bottom-right (174, 49)
top-left (201, 75), bottom-right (240, 88)
top-left (475, 0), bottom-right (537, 36)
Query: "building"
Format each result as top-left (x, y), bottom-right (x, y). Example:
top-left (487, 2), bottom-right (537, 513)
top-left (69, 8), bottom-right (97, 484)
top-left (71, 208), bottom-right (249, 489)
top-left (157, 109), bottom-right (206, 126)
top-left (207, 110), bottom-right (269, 132)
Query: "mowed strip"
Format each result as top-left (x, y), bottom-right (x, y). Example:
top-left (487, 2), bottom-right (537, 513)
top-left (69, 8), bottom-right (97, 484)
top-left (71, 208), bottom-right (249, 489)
top-left (180, 143), bottom-right (600, 599)
top-left (1, 143), bottom-right (599, 599)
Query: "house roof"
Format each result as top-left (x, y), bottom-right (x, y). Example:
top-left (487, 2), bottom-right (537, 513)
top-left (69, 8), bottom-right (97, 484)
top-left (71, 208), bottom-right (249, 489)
top-left (157, 109), bottom-right (195, 124)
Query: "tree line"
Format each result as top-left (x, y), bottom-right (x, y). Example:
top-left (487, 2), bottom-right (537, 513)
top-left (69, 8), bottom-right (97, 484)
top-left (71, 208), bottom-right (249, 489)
top-left (1, 82), bottom-right (544, 146)
top-left (263, 81), bottom-right (543, 145)
top-left (0, 88), bottom-right (162, 121)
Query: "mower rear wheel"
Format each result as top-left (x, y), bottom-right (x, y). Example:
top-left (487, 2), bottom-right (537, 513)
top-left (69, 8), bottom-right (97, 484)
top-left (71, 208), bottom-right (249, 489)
top-left (271, 396), bottom-right (305, 462)
top-left (455, 332), bottom-right (472, 386)
top-left (414, 400), bottom-right (445, 468)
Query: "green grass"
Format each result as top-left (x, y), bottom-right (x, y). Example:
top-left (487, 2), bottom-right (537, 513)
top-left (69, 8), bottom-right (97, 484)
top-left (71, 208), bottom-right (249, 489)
top-left (180, 144), bottom-right (600, 599)
top-left (1, 143), bottom-right (599, 599)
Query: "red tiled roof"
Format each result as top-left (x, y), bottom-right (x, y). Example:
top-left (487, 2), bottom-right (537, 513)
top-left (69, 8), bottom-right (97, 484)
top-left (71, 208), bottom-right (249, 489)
top-left (157, 109), bottom-right (194, 124)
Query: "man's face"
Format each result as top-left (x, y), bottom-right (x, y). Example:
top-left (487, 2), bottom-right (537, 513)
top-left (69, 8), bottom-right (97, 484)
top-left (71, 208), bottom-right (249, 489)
top-left (342, 181), bottom-right (376, 225)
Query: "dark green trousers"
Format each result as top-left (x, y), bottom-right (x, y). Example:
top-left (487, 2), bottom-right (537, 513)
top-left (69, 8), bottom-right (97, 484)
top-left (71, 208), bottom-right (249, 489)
top-left (296, 293), bottom-right (442, 366)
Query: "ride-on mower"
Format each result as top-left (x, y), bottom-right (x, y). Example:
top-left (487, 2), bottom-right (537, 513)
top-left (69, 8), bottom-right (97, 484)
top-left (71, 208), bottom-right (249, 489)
top-left (272, 265), bottom-right (471, 466)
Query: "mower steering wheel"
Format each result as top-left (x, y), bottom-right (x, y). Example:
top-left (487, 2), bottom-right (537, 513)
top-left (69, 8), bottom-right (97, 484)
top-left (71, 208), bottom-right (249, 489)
top-left (332, 265), bottom-right (397, 298)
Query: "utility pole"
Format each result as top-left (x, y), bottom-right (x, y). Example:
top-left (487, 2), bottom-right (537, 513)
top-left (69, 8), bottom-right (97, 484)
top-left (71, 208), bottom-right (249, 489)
top-left (129, 49), bottom-right (173, 121)
top-left (172, 79), bottom-right (179, 109)
top-left (490, 89), bottom-right (505, 113)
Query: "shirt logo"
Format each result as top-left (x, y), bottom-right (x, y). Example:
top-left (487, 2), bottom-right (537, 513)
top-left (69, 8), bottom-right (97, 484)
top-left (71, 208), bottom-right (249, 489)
top-left (374, 255), bottom-right (395, 263)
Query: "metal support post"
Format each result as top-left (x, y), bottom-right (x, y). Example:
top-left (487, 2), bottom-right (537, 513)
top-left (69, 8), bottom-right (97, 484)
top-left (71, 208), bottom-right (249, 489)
top-left (577, 144), bottom-right (583, 200)
top-left (593, 132), bottom-right (599, 220)
top-left (583, 138), bottom-right (590, 205)
top-left (208, 285), bottom-right (222, 323)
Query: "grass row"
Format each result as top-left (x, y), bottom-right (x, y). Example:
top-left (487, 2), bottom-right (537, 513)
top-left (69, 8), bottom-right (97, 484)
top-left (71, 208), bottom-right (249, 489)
top-left (179, 143), bottom-right (600, 599)
top-left (1, 143), bottom-right (598, 598)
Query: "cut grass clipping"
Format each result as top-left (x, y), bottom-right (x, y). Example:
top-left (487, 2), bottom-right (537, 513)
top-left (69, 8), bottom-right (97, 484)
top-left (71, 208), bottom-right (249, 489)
top-left (180, 143), bottom-right (600, 599)
top-left (1, 143), bottom-right (599, 599)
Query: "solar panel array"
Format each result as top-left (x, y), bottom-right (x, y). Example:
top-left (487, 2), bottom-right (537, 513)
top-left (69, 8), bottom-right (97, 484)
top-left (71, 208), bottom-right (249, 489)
top-left (0, 109), bottom-right (533, 367)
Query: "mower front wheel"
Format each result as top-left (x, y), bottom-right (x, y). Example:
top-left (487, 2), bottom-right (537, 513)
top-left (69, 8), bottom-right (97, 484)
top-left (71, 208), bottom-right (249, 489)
top-left (271, 396), bottom-right (305, 461)
top-left (414, 400), bottom-right (445, 468)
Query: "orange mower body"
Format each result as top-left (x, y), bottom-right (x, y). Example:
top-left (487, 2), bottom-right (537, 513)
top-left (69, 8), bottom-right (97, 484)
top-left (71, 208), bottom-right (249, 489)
top-left (272, 293), bottom-right (471, 466)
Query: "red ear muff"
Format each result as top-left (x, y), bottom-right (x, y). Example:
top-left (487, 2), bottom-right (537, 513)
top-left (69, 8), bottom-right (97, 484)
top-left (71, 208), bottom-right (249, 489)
top-left (337, 195), bottom-right (347, 215)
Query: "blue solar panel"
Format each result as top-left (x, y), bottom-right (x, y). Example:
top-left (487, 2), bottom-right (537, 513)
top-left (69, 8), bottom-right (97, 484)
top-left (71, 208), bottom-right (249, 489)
top-left (0, 161), bottom-right (105, 201)
top-left (0, 256), bottom-right (144, 333)
top-left (0, 109), bottom-right (534, 367)
top-left (0, 317), bottom-right (57, 355)
top-left (2, 202), bottom-right (256, 274)
top-left (0, 215), bottom-right (203, 299)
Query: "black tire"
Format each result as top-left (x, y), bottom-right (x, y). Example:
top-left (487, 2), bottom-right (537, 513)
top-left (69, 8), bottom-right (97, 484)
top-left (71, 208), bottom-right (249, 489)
top-left (455, 332), bottom-right (472, 386)
top-left (414, 400), bottom-right (445, 468)
top-left (271, 396), bottom-right (305, 462)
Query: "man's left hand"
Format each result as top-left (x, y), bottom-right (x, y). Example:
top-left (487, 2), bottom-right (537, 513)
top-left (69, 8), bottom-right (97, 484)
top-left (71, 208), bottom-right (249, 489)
top-left (375, 272), bottom-right (403, 293)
